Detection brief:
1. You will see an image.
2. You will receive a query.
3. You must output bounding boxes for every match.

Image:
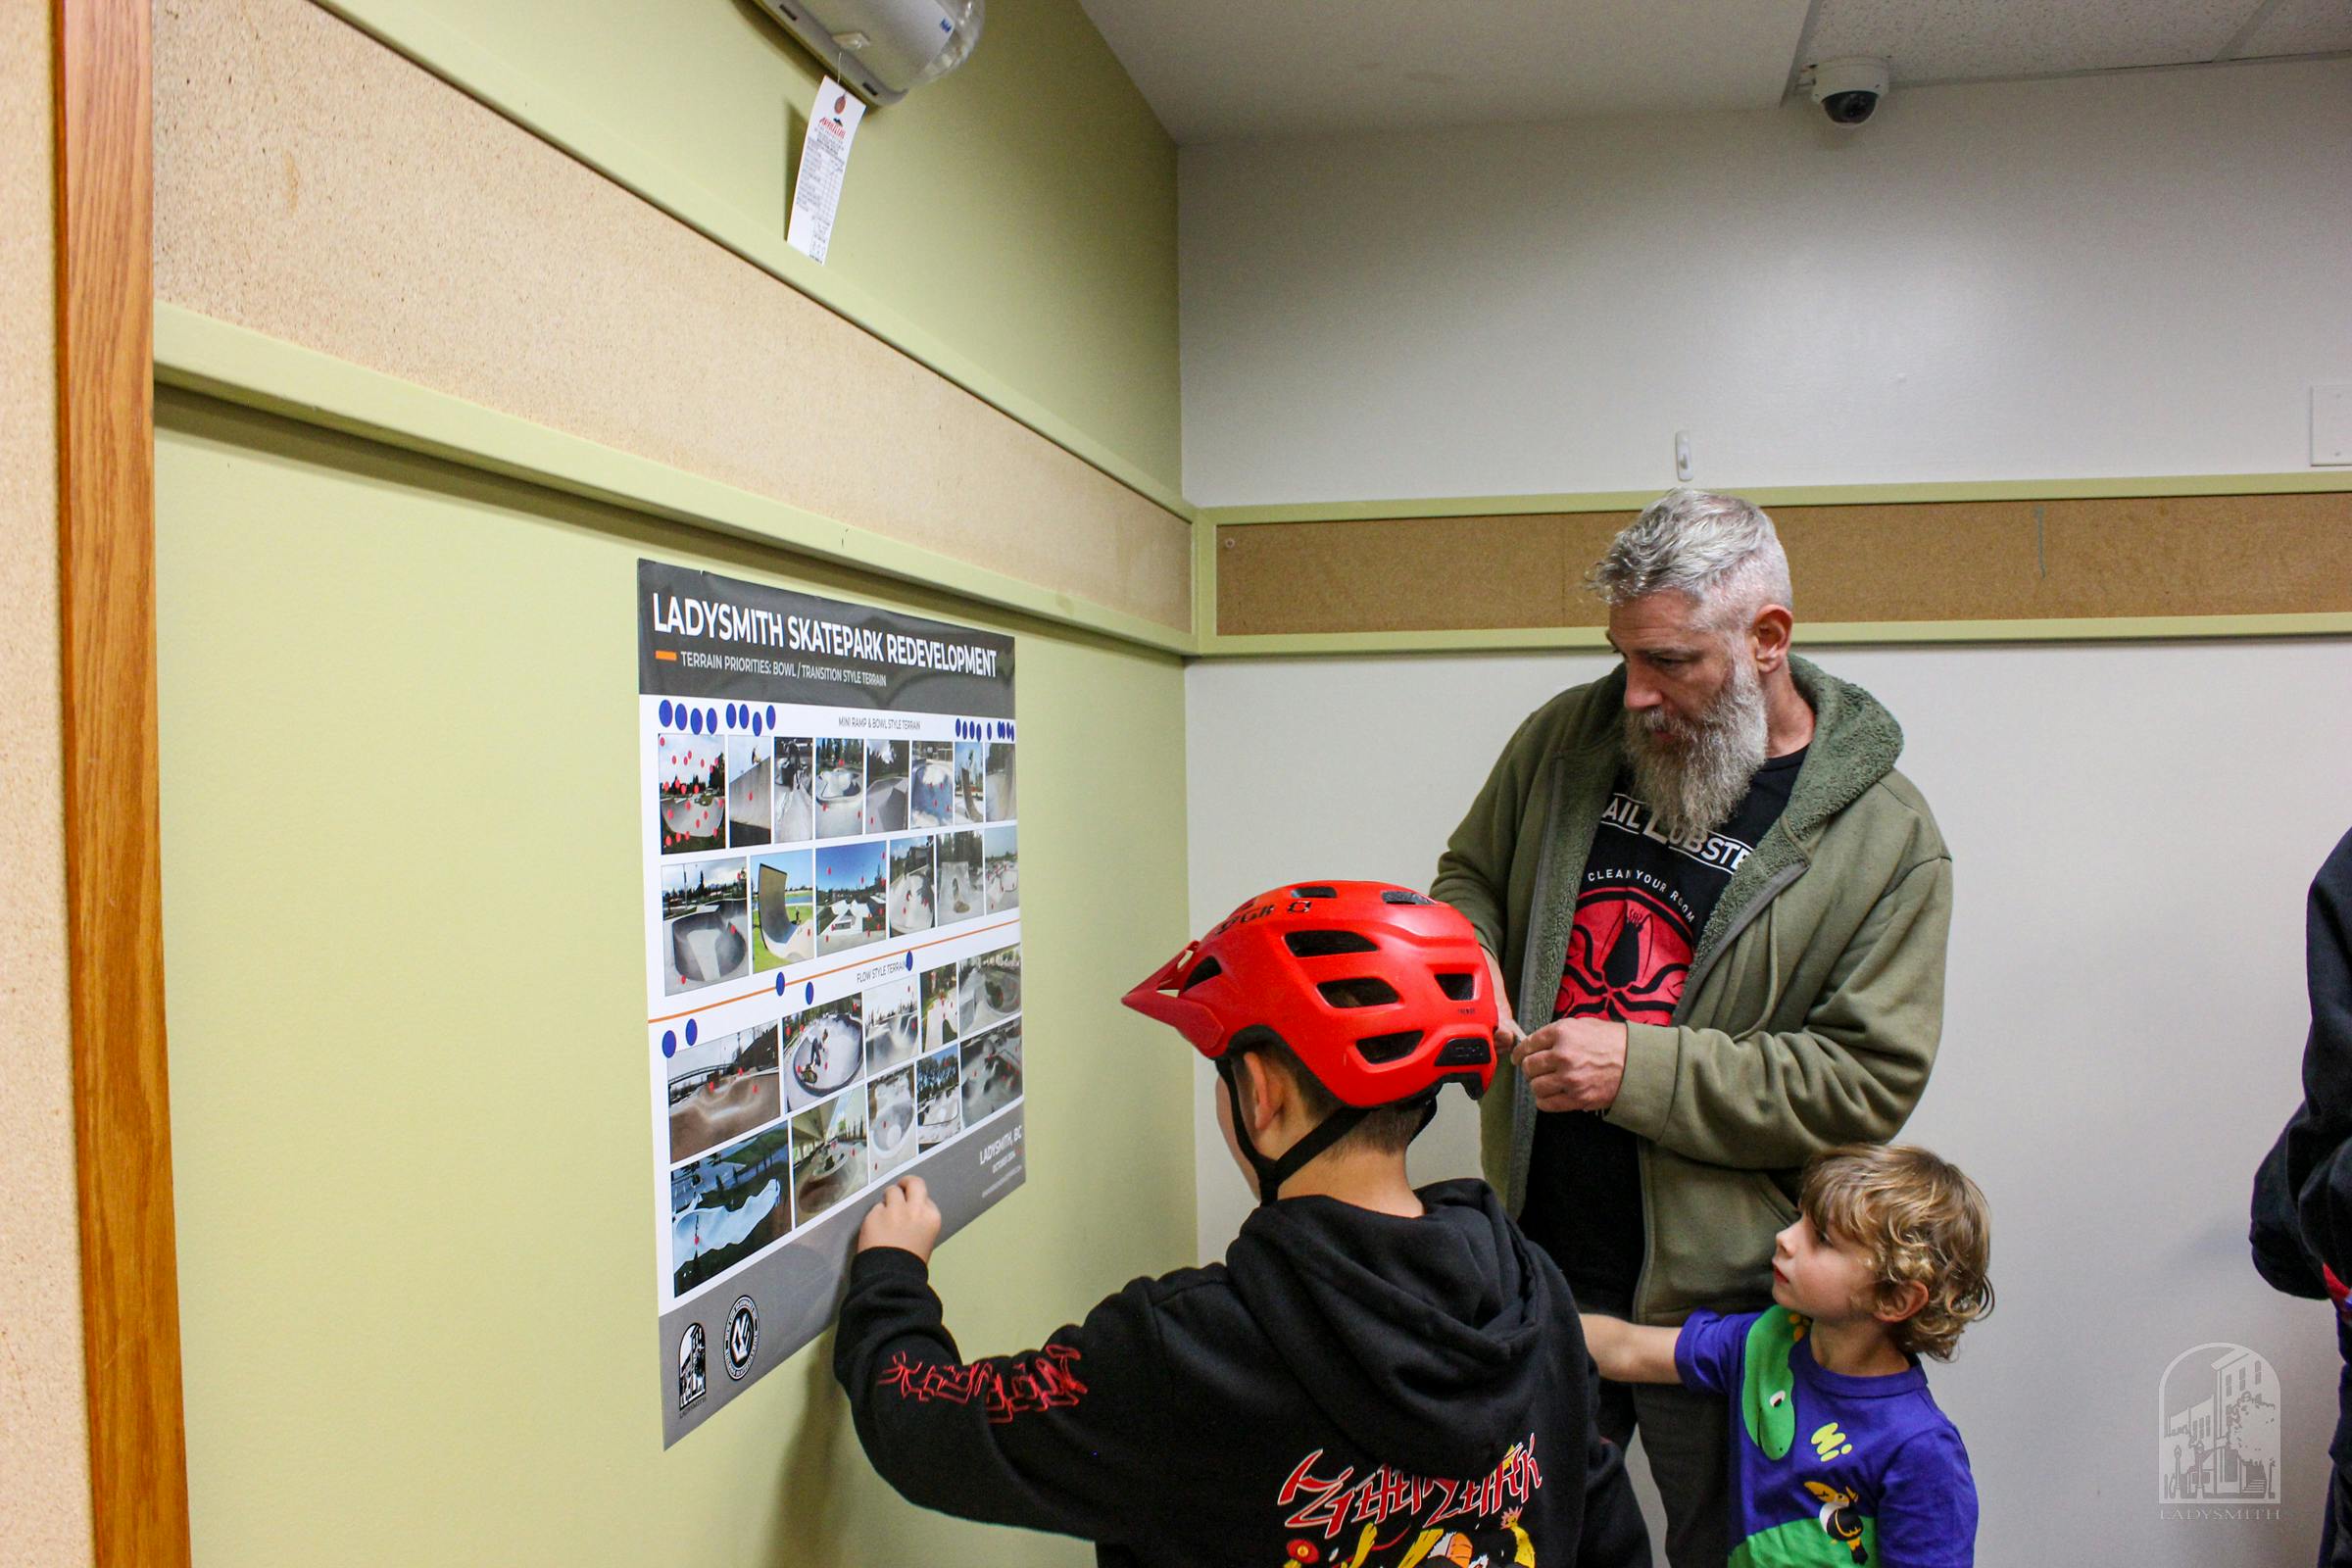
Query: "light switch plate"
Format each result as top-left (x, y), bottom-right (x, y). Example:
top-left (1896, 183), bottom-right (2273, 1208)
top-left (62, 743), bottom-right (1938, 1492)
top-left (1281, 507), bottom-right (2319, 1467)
top-left (2315, 385), bottom-right (2352, 466)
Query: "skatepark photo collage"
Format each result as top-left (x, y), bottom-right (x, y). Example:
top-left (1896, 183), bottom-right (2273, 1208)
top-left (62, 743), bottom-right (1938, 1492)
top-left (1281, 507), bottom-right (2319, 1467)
top-left (663, 942), bottom-right (1023, 1298)
top-left (654, 727), bottom-right (1016, 856)
top-left (655, 723), bottom-right (1018, 998)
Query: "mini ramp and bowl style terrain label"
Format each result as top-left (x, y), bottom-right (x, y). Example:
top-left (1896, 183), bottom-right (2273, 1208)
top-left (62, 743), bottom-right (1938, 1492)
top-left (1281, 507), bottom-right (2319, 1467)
top-left (638, 561), bottom-right (1025, 1446)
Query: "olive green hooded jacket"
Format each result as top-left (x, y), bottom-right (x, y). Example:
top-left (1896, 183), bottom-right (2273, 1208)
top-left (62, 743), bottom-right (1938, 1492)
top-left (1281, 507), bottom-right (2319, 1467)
top-left (1431, 657), bottom-right (1951, 1326)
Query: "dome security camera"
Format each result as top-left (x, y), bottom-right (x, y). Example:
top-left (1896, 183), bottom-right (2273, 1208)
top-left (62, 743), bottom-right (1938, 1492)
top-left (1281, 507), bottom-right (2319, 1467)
top-left (1807, 57), bottom-right (1890, 126)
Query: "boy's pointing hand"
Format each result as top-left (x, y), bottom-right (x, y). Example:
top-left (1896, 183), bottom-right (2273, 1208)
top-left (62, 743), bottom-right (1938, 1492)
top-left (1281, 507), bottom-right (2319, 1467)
top-left (858, 1176), bottom-right (944, 1262)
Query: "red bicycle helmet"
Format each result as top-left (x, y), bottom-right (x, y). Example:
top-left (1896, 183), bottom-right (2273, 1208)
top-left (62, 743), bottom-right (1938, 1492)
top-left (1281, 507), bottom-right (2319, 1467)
top-left (1123, 881), bottom-right (1499, 1199)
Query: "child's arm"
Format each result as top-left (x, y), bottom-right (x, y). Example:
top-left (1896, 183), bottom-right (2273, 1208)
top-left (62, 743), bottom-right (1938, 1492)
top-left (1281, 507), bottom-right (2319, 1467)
top-left (833, 1179), bottom-right (1167, 1543)
top-left (1580, 1312), bottom-right (1683, 1385)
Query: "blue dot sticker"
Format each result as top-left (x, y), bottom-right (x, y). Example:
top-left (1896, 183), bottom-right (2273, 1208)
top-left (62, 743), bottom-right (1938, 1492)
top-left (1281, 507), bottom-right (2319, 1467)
top-left (752, 713), bottom-right (764, 738)
top-left (659, 699), bottom-right (673, 726)
top-left (905, 952), bottom-right (915, 970)
top-left (726, 703), bottom-right (738, 728)
top-left (805, 982), bottom-right (815, 1005)
top-left (705, 709), bottom-right (718, 733)
top-left (775, 973), bottom-right (787, 996)
top-left (685, 1018), bottom-right (699, 1046)
top-left (766, 705), bottom-right (778, 727)
top-left (689, 709), bottom-right (703, 735)
top-left (662, 1030), bottom-right (677, 1058)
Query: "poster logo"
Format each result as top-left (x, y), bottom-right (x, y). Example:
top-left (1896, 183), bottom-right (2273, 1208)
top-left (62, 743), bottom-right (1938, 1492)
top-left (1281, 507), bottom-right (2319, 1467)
top-left (2158, 1343), bottom-right (2280, 1518)
top-left (678, 1322), bottom-right (709, 1411)
top-left (725, 1296), bottom-right (761, 1380)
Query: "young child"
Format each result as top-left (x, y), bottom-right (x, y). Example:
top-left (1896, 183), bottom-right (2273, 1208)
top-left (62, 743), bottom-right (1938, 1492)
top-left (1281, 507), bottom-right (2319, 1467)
top-left (835, 881), bottom-right (1651, 1568)
top-left (1581, 1144), bottom-right (1991, 1568)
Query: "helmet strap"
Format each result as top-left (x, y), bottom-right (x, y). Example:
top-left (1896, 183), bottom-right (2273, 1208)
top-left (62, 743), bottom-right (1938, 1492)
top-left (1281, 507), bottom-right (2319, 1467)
top-left (1215, 1055), bottom-right (1373, 1206)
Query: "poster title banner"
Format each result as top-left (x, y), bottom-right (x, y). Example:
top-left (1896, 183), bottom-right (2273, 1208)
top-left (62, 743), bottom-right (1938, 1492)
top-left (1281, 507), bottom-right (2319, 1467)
top-left (637, 560), bottom-right (1015, 715)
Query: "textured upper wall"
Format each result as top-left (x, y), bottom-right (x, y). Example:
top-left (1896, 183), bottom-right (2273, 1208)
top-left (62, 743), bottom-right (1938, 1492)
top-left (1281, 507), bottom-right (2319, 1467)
top-left (155, 0), bottom-right (1191, 633)
top-left (0, 2), bottom-right (94, 1563)
top-left (329, 0), bottom-right (1183, 492)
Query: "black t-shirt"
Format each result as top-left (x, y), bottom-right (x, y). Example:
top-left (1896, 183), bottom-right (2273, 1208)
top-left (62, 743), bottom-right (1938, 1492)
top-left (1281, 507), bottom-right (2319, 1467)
top-left (1517, 747), bottom-right (1805, 1313)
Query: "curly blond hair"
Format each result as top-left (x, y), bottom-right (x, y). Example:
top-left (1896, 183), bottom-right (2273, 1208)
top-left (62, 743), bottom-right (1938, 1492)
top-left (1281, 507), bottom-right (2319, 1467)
top-left (1799, 1143), bottom-right (1993, 1361)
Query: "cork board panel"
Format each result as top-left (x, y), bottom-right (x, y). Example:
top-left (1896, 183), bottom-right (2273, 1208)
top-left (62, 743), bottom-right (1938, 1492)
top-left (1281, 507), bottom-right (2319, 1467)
top-left (1215, 514), bottom-right (1623, 635)
top-left (0, 3), bottom-right (97, 1561)
top-left (1217, 493), bottom-right (2352, 635)
top-left (152, 0), bottom-right (1190, 632)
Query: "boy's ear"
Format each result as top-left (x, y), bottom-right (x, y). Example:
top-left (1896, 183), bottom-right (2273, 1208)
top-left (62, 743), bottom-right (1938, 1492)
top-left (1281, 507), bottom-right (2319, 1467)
top-left (1874, 1278), bottom-right (1930, 1325)
top-left (1237, 1051), bottom-right (1284, 1133)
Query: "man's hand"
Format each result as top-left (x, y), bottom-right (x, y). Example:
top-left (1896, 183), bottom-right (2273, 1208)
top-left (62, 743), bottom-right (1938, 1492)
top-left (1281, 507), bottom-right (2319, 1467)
top-left (1483, 946), bottom-right (1524, 1054)
top-left (1513, 1017), bottom-right (1629, 1112)
top-left (858, 1176), bottom-right (943, 1262)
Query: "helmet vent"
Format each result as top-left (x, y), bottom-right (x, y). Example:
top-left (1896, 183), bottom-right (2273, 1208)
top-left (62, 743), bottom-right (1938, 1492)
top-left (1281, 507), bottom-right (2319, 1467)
top-left (1436, 1038), bottom-right (1493, 1068)
top-left (1434, 971), bottom-right (1477, 1002)
top-left (1180, 956), bottom-right (1224, 991)
top-left (1291, 884), bottom-right (1339, 900)
top-left (1381, 889), bottom-right (1433, 905)
top-left (1285, 929), bottom-right (1378, 958)
top-left (1355, 1029), bottom-right (1424, 1064)
top-left (1317, 976), bottom-right (1399, 1009)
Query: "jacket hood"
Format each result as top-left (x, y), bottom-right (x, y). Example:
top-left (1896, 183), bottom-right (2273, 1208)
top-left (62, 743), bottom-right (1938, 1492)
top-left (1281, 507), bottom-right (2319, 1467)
top-left (1223, 1179), bottom-right (1564, 1479)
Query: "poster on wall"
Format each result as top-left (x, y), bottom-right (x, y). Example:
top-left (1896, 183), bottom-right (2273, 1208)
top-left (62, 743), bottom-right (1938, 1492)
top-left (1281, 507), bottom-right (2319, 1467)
top-left (638, 561), bottom-right (1024, 1446)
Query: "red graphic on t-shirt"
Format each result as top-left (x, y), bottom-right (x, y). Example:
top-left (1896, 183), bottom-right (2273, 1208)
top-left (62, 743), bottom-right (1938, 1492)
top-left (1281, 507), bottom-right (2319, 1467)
top-left (1555, 887), bottom-right (1691, 1023)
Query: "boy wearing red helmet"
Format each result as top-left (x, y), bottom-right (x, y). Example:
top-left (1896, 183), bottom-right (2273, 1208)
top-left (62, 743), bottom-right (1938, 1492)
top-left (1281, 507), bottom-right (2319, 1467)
top-left (834, 881), bottom-right (1651, 1568)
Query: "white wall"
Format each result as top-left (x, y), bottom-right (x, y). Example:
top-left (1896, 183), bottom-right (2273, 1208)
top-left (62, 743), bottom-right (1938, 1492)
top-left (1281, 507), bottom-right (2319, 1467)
top-left (1179, 58), bottom-right (2352, 503)
top-left (1175, 52), bottom-right (2352, 1562)
top-left (1187, 642), bottom-right (2352, 1565)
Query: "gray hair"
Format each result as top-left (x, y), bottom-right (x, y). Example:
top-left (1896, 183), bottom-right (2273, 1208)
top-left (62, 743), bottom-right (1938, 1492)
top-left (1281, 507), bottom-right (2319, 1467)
top-left (1585, 489), bottom-right (1793, 628)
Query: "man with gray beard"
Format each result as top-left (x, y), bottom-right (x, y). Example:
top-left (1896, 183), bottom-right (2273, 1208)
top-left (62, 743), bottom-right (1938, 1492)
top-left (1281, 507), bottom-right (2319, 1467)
top-left (1432, 490), bottom-right (1952, 1568)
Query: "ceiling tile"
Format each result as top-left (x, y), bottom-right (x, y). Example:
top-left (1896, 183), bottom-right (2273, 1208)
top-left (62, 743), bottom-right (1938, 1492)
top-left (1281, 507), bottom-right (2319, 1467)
top-left (2231, 0), bottom-right (2352, 59)
top-left (1805, 0), bottom-right (2259, 82)
top-left (1079, 0), bottom-right (1812, 144)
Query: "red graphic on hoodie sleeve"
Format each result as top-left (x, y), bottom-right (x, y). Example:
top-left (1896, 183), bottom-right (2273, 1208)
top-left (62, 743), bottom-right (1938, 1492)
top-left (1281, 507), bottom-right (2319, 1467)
top-left (877, 1344), bottom-right (1088, 1423)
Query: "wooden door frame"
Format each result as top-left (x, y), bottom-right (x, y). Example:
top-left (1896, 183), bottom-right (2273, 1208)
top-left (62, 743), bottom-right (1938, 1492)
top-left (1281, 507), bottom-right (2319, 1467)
top-left (54, 0), bottom-right (193, 1560)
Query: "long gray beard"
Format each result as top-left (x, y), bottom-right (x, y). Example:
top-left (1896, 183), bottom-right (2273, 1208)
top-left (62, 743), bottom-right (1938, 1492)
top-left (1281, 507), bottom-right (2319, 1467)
top-left (1624, 656), bottom-right (1770, 842)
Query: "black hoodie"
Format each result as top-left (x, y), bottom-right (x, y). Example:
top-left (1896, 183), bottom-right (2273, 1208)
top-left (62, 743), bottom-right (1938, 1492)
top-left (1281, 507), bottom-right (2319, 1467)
top-left (2252, 826), bottom-right (2352, 1463)
top-left (835, 1179), bottom-right (1649, 1567)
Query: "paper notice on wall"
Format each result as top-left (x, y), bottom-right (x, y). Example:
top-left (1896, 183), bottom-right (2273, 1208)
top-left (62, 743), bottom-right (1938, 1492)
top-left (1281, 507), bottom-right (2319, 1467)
top-left (787, 77), bottom-right (866, 264)
top-left (639, 562), bottom-right (1024, 1445)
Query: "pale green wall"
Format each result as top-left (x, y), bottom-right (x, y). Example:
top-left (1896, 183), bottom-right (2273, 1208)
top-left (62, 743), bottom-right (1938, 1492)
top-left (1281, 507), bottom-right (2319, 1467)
top-left (157, 390), bottom-right (1195, 1565)
top-left (324, 0), bottom-right (1181, 496)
